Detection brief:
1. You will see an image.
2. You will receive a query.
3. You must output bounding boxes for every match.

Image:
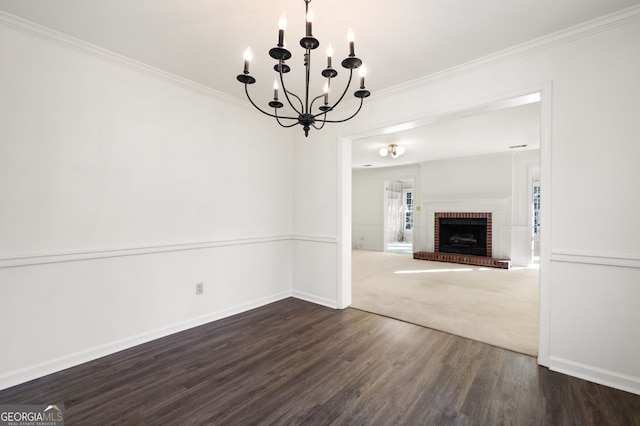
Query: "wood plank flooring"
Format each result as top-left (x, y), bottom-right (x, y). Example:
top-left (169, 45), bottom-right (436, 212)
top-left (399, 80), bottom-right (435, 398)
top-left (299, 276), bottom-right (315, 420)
top-left (1, 298), bottom-right (639, 425)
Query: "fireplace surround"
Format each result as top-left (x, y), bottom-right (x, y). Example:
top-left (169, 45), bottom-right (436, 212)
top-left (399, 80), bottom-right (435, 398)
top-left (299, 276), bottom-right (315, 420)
top-left (414, 212), bottom-right (509, 269)
top-left (435, 212), bottom-right (492, 257)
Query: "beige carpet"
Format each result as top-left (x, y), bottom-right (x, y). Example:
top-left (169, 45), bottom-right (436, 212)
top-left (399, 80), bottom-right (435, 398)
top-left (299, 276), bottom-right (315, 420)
top-left (351, 250), bottom-right (539, 356)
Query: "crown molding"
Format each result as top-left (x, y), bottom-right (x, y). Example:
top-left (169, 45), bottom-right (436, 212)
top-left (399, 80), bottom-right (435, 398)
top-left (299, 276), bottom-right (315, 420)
top-left (0, 10), bottom-right (249, 109)
top-left (376, 4), bottom-right (640, 98)
top-left (2, 5), bottom-right (639, 108)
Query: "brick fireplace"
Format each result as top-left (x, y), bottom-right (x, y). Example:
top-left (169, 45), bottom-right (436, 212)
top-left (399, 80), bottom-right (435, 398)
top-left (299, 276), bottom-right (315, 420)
top-left (414, 211), bottom-right (509, 269)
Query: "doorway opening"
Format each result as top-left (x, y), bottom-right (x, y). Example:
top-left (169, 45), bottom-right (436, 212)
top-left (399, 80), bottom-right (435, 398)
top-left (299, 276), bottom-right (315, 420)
top-left (384, 179), bottom-right (414, 255)
top-left (343, 89), bottom-right (550, 361)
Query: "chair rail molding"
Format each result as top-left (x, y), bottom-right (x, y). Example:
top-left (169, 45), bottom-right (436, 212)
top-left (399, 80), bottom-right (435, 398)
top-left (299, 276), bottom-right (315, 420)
top-left (0, 236), bottom-right (294, 268)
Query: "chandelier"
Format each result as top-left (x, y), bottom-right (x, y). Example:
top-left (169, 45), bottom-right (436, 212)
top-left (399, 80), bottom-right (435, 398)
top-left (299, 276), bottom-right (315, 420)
top-left (236, 0), bottom-right (370, 137)
top-left (379, 144), bottom-right (405, 158)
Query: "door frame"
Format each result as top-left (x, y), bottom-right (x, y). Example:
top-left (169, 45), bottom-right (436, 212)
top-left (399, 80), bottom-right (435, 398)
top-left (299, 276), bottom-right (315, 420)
top-left (337, 83), bottom-right (552, 367)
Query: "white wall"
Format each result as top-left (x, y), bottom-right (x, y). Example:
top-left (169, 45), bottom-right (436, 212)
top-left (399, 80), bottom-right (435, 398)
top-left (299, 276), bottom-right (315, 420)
top-left (352, 164), bottom-right (420, 251)
top-left (417, 151), bottom-right (539, 264)
top-left (0, 19), bottom-right (293, 389)
top-left (421, 153), bottom-right (512, 259)
top-left (292, 7), bottom-right (640, 394)
top-left (290, 129), bottom-right (342, 308)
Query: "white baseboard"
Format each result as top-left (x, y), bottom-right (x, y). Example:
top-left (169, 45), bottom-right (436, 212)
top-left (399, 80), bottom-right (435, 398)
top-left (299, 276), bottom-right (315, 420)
top-left (291, 290), bottom-right (339, 309)
top-left (549, 356), bottom-right (640, 396)
top-left (0, 291), bottom-right (291, 391)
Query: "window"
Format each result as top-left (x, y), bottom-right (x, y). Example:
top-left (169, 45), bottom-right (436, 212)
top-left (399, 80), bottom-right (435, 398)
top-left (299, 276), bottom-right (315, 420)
top-left (404, 190), bottom-right (413, 230)
top-left (533, 184), bottom-right (541, 236)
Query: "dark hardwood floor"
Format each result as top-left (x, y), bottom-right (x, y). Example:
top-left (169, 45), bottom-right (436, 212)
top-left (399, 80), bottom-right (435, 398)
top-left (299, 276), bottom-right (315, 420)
top-left (1, 298), bottom-right (639, 425)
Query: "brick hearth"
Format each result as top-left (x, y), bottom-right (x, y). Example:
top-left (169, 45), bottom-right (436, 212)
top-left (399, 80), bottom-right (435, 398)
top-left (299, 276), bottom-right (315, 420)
top-left (413, 251), bottom-right (510, 269)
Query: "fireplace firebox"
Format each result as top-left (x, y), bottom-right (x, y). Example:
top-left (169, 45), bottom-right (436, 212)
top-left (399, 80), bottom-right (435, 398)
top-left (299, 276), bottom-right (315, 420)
top-left (434, 212), bottom-right (492, 258)
top-left (438, 218), bottom-right (487, 256)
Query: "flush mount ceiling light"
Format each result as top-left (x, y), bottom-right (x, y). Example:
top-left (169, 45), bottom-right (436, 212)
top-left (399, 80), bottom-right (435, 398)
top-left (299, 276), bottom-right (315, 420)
top-left (379, 144), bottom-right (405, 158)
top-left (236, 0), bottom-right (370, 137)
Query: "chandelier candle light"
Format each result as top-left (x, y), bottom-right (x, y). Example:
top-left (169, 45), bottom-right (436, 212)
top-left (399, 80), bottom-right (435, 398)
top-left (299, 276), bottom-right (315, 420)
top-left (236, 0), bottom-right (370, 137)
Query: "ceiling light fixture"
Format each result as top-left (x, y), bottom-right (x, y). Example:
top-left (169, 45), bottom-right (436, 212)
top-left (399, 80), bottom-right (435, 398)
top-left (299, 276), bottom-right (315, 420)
top-left (236, 0), bottom-right (370, 137)
top-left (379, 144), bottom-right (405, 158)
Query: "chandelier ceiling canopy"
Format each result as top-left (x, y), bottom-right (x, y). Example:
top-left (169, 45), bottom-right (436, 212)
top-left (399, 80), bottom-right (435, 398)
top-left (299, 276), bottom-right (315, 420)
top-left (236, 0), bottom-right (370, 137)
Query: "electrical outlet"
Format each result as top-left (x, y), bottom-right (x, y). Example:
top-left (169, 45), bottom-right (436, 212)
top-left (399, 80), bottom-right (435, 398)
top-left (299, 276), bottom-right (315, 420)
top-left (195, 282), bottom-right (204, 295)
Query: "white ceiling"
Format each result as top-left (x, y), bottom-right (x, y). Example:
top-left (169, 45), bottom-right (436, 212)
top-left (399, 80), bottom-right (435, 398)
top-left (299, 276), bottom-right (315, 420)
top-left (352, 95), bottom-right (541, 169)
top-left (1, 0), bottom-right (637, 166)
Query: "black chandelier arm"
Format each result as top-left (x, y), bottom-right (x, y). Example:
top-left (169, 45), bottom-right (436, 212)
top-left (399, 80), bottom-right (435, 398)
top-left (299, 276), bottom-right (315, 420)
top-left (311, 69), bottom-right (354, 120)
top-left (311, 114), bottom-right (328, 131)
top-left (278, 68), bottom-right (304, 116)
top-left (284, 89), bottom-right (304, 114)
top-left (243, 84), bottom-right (299, 121)
top-left (316, 97), bottom-right (365, 124)
top-left (309, 93), bottom-right (328, 113)
top-left (275, 110), bottom-right (302, 128)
